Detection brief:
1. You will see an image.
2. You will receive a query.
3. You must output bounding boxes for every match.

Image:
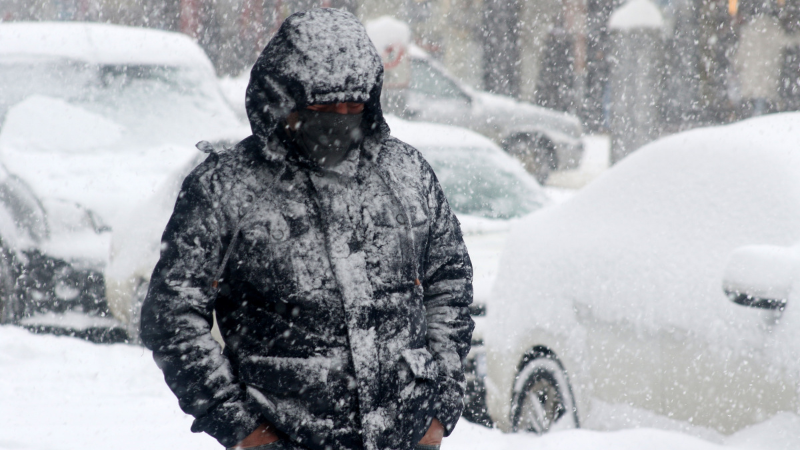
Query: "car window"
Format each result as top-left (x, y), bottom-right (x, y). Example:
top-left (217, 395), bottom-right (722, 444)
top-left (409, 59), bottom-right (468, 101)
top-left (419, 146), bottom-right (543, 220)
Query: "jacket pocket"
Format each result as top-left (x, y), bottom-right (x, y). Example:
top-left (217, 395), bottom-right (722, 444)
top-left (239, 355), bottom-right (331, 394)
top-left (401, 348), bottom-right (438, 381)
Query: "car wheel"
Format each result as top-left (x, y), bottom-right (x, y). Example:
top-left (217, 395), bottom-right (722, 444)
top-left (504, 135), bottom-right (556, 184)
top-left (0, 247), bottom-right (20, 324)
top-left (511, 351), bottom-right (579, 434)
top-left (126, 278), bottom-right (149, 344)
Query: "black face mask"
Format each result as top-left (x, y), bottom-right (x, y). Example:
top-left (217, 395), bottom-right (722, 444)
top-left (293, 109), bottom-right (364, 168)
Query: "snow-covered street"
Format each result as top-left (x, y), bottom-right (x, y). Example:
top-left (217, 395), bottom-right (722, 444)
top-left (2, 326), bottom-right (798, 450)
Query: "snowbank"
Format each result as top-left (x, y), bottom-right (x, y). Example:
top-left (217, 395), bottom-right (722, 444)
top-left (2, 325), bottom-right (790, 450)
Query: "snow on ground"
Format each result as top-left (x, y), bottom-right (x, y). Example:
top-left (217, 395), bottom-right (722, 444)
top-left (1, 326), bottom-right (797, 450)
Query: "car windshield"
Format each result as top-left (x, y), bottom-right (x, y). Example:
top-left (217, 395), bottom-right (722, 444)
top-left (419, 145), bottom-right (543, 220)
top-left (409, 59), bottom-right (467, 100)
top-left (0, 58), bottom-right (234, 146)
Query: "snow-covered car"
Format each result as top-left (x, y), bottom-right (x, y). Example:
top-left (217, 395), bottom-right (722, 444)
top-left (484, 113), bottom-right (800, 436)
top-left (362, 17), bottom-right (584, 183)
top-left (401, 46), bottom-right (584, 184)
top-left (0, 163), bottom-right (117, 339)
top-left (104, 116), bottom-right (547, 419)
top-left (0, 22), bottom-right (250, 223)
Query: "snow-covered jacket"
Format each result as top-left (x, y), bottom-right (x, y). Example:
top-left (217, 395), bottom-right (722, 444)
top-left (140, 8), bottom-right (473, 450)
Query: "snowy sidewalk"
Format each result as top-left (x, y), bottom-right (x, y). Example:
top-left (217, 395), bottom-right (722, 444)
top-left (0, 326), bottom-right (795, 450)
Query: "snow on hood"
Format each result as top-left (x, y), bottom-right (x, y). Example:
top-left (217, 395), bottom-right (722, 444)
top-left (490, 112), bottom-right (800, 366)
top-left (0, 22), bottom-right (215, 71)
top-left (0, 95), bottom-right (124, 152)
top-left (609, 0), bottom-right (665, 31)
top-left (245, 8), bottom-right (387, 140)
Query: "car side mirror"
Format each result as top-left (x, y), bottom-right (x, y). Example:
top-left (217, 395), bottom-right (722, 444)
top-left (722, 245), bottom-right (800, 311)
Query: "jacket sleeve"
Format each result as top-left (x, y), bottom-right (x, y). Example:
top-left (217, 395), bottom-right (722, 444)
top-left (422, 174), bottom-right (475, 436)
top-left (139, 166), bottom-right (264, 448)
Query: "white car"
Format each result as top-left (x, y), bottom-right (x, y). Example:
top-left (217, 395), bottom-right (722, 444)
top-left (0, 22), bottom-right (250, 223)
top-left (400, 45), bottom-right (584, 184)
top-left (104, 117), bottom-right (547, 416)
top-left (485, 113), bottom-right (800, 436)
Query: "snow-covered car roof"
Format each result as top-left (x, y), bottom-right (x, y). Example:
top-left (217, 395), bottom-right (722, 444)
top-left (490, 112), bottom-right (800, 363)
top-left (0, 22), bottom-right (214, 71)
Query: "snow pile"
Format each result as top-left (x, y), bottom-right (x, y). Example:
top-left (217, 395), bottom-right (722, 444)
top-left (446, 423), bottom-right (729, 450)
top-left (726, 412), bottom-right (800, 450)
top-left (3, 325), bottom-right (792, 450)
top-left (365, 16), bottom-right (411, 54)
top-left (0, 95), bottom-right (124, 152)
top-left (609, 0), bottom-right (665, 30)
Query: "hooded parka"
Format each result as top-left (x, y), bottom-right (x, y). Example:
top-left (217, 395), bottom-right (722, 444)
top-left (140, 8), bottom-right (473, 450)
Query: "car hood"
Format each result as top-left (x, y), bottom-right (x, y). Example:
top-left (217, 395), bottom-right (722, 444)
top-left (0, 95), bottom-right (249, 224)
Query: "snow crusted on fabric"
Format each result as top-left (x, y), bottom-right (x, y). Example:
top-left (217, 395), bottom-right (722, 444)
top-left (245, 8), bottom-right (385, 139)
top-left (141, 8), bottom-right (472, 450)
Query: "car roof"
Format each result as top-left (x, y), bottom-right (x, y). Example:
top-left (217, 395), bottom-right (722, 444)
top-left (0, 22), bottom-right (214, 70)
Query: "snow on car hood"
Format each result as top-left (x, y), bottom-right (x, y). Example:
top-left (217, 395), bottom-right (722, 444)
top-left (489, 112), bottom-right (800, 368)
top-left (0, 95), bottom-right (124, 152)
top-left (0, 94), bottom-right (248, 224)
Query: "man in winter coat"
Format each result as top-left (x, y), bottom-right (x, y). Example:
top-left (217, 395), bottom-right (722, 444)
top-left (140, 8), bottom-right (474, 450)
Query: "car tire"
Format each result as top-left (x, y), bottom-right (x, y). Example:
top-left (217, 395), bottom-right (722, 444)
top-left (0, 247), bottom-right (20, 324)
top-left (511, 351), bottom-right (579, 434)
top-left (126, 278), bottom-right (148, 344)
top-left (504, 135), bottom-right (556, 184)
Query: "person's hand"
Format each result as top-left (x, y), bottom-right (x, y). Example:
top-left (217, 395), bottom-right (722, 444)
top-left (418, 418), bottom-right (444, 446)
top-left (234, 422), bottom-right (280, 448)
